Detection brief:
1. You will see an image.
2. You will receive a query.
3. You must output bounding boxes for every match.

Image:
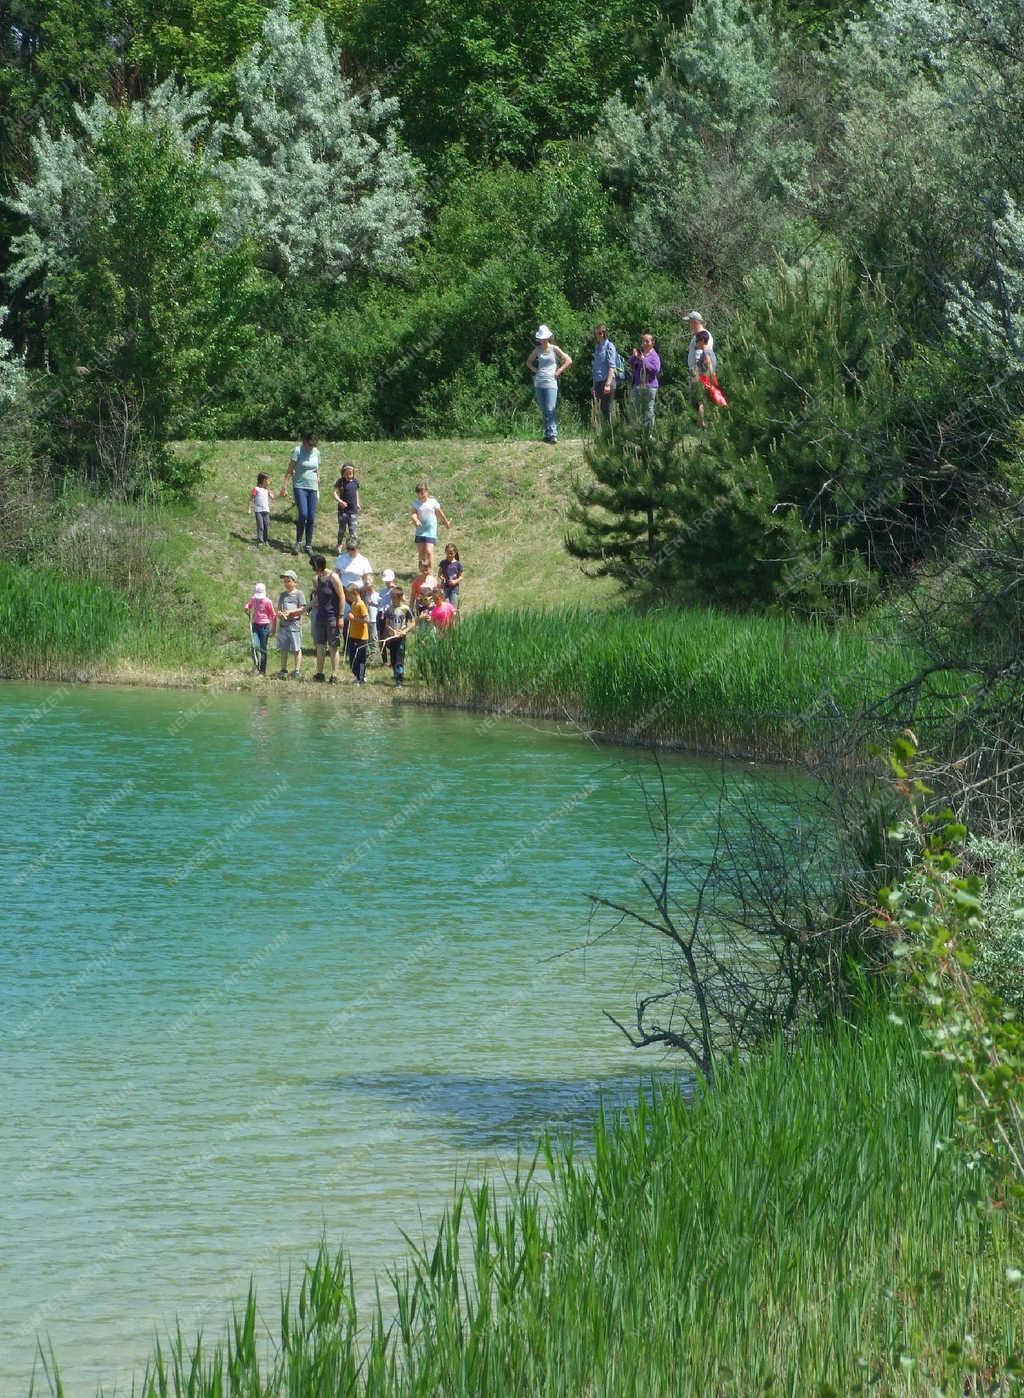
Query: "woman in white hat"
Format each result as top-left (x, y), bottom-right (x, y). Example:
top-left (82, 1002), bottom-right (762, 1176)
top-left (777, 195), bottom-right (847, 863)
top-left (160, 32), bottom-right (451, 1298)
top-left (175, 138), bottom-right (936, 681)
top-left (526, 325), bottom-right (572, 444)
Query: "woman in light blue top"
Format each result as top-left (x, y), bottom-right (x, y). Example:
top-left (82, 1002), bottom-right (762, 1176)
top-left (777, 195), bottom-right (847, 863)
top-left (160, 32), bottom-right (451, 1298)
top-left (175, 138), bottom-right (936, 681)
top-left (280, 431), bottom-right (320, 555)
top-left (526, 324), bottom-right (572, 444)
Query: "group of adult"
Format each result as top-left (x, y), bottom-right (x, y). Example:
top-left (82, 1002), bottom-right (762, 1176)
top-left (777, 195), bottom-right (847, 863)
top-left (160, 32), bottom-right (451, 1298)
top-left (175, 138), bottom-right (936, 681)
top-left (526, 310), bottom-right (718, 443)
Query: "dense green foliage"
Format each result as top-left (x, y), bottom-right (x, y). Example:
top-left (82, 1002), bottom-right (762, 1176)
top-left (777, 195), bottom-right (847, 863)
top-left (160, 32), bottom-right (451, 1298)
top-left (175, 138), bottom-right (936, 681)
top-left (3, 0), bottom-right (1023, 508)
top-left (41, 1010), bottom-right (1021, 1394)
top-left (570, 262), bottom-right (1022, 612)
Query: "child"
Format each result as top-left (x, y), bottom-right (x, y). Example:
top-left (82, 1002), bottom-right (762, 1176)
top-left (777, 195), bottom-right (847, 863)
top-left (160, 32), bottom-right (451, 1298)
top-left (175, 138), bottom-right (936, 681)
top-left (333, 462), bottom-right (361, 546)
top-left (345, 583), bottom-right (370, 684)
top-left (429, 591), bottom-right (457, 629)
top-left (410, 562), bottom-right (431, 611)
top-left (414, 576), bottom-right (436, 621)
top-left (244, 583), bottom-right (276, 675)
top-left (248, 472), bottom-right (271, 548)
top-left (361, 580), bottom-right (380, 664)
top-left (274, 568), bottom-right (306, 679)
top-left (376, 568), bottom-right (396, 657)
top-left (380, 585), bottom-right (414, 687)
top-left (411, 482), bottom-right (451, 572)
top-left (439, 544), bottom-right (463, 609)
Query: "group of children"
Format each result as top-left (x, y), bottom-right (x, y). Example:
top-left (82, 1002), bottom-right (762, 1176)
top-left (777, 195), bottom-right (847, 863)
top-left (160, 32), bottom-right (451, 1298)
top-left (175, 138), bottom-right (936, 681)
top-left (244, 461), bottom-right (465, 687)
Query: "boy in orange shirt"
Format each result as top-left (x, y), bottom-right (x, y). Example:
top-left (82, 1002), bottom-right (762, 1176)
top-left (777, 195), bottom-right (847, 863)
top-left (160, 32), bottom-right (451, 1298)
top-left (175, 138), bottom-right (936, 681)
top-left (344, 583), bottom-right (370, 684)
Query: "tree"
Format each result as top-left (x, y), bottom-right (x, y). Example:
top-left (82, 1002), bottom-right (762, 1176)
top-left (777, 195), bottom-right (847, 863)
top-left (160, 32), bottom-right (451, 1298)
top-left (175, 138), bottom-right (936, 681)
top-left (0, 308), bottom-right (24, 409)
top-left (342, 0), bottom-right (647, 171)
top-left (597, 0), bottom-right (814, 292)
top-left (218, 0), bottom-right (422, 283)
top-left (8, 99), bottom-right (257, 490)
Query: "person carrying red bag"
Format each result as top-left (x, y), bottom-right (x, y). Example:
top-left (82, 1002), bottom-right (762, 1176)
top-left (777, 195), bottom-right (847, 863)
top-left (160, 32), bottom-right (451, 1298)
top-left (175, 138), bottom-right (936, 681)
top-left (694, 329), bottom-right (728, 422)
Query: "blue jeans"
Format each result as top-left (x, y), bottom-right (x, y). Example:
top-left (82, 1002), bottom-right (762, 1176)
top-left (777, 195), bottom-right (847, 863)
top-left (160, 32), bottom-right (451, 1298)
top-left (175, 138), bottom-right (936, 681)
top-left (535, 383), bottom-right (558, 440)
top-left (251, 623), bottom-right (270, 673)
top-left (631, 385), bottom-right (658, 430)
top-left (347, 637), bottom-right (367, 682)
top-left (293, 487), bottom-right (318, 546)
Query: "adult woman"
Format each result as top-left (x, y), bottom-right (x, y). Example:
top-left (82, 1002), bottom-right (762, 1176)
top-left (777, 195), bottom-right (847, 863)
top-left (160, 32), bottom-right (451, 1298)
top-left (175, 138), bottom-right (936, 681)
top-left (280, 431), bottom-right (320, 555)
top-left (526, 324), bottom-right (572, 444)
top-left (630, 333), bottom-right (661, 430)
top-left (308, 553), bottom-right (344, 682)
top-left (411, 481), bottom-right (451, 572)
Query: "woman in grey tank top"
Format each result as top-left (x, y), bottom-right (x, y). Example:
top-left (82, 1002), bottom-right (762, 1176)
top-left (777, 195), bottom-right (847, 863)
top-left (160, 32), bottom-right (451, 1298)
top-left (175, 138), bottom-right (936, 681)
top-left (526, 324), bottom-right (572, 444)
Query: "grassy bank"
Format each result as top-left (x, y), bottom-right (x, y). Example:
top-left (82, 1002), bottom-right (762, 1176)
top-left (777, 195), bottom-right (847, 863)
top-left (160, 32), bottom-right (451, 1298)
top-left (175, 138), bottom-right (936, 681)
top-left (414, 605), bottom-right (923, 758)
top-left (1, 438), bottom-right (613, 683)
top-left (46, 1011), bottom-right (1021, 1396)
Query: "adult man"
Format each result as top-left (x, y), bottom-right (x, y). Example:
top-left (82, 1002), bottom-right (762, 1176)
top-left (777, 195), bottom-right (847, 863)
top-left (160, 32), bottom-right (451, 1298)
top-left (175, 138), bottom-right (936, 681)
top-left (591, 324), bottom-right (618, 425)
top-left (335, 537), bottom-right (374, 590)
top-left (686, 311), bottom-right (715, 428)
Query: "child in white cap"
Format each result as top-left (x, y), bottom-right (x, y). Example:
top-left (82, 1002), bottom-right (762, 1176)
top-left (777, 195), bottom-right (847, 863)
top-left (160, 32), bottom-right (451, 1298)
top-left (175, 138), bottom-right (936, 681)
top-left (274, 569), bottom-right (306, 679)
top-left (376, 568), bottom-right (396, 657)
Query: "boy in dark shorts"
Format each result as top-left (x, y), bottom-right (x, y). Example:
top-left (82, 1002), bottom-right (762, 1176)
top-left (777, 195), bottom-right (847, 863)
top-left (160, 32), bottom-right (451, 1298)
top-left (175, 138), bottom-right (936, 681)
top-left (333, 462), bottom-right (361, 545)
top-left (380, 585), bottom-right (414, 687)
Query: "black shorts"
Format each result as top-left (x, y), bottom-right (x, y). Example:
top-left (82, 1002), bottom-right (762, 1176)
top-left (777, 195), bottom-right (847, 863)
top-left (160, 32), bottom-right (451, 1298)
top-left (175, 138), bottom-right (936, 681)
top-left (383, 637), bottom-right (406, 667)
top-left (312, 614), bottom-right (340, 647)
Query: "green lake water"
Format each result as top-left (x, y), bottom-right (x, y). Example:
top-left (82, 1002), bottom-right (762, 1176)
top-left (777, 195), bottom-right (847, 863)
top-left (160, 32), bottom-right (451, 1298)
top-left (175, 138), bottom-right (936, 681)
top-left (0, 682), bottom-right (790, 1392)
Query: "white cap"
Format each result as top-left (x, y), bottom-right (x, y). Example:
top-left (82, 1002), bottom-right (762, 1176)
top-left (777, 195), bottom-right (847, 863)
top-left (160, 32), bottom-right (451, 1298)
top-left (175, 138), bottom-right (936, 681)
top-left (381, 568), bottom-right (396, 582)
top-left (686, 310), bottom-right (704, 322)
top-left (535, 324), bottom-right (553, 340)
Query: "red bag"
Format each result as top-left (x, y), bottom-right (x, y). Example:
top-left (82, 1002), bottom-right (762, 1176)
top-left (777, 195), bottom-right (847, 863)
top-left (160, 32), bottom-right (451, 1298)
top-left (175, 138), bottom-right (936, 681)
top-left (699, 373), bottom-right (728, 408)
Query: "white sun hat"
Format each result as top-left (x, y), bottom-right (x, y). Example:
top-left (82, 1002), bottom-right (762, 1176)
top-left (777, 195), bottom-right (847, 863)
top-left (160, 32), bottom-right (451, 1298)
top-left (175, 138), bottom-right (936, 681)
top-left (686, 310), bottom-right (705, 322)
top-left (381, 568), bottom-right (396, 583)
top-left (535, 324), bottom-right (554, 340)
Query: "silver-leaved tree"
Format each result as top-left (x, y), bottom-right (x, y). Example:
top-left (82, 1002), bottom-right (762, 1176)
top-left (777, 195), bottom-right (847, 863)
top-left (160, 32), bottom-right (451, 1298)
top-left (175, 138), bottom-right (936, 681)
top-left (219, 0), bottom-right (423, 283)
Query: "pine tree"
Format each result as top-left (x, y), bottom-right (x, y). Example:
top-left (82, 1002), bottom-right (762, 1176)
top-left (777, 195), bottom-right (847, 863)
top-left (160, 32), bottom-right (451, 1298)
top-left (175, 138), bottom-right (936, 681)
top-left (567, 262), bottom-right (898, 614)
top-left (220, 0), bottom-right (423, 283)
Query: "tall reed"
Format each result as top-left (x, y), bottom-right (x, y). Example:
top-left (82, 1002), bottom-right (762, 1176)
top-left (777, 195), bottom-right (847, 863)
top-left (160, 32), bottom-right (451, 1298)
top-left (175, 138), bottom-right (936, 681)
top-left (0, 562), bottom-right (207, 679)
top-left (36, 1013), bottom-right (1022, 1395)
top-left (413, 606), bottom-right (923, 758)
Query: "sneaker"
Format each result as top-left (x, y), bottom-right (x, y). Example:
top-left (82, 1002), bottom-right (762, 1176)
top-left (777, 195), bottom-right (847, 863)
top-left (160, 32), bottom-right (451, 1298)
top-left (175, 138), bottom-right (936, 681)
top-left (275, 670), bottom-right (288, 680)
top-left (303, 543), bottom-right (313, 556)
top-left (395, 677), bottom-right (403, 687)
top-left (312, 671), bottom-right (326, 683)
top-left (328, 674), bottom-right (337, 685)
top-left (293, 672), bottom-right (303, 681)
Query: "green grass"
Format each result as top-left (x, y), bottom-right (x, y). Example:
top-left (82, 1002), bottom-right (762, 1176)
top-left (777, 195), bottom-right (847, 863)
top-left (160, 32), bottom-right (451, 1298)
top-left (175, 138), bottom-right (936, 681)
top-left (413, 605), bottom-right (923, 758)
top-left (39, 1011), bottom-right (1022, 1396)
top-left (168, 437), bottom-right (616, 661)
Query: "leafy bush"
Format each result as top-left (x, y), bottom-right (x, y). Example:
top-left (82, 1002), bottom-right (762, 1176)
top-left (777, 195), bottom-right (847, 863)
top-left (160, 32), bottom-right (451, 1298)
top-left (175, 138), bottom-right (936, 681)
top-left (966, 837), bottom-right (1024, 1016)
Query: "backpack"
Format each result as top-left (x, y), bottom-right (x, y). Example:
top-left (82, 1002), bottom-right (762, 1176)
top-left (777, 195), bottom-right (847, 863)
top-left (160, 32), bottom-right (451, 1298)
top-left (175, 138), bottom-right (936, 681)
top-left (613, 349), bottom-right (627, 385)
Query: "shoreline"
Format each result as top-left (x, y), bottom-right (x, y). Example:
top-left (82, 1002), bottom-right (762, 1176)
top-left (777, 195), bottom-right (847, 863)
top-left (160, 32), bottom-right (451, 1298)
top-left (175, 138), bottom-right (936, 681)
top-left (0, 661), bottom-right (858, 765)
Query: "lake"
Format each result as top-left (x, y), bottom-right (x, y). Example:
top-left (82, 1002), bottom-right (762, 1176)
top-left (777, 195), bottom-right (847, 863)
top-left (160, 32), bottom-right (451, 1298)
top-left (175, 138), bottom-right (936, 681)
top-left (0, 682), bottom-right (787, 1392)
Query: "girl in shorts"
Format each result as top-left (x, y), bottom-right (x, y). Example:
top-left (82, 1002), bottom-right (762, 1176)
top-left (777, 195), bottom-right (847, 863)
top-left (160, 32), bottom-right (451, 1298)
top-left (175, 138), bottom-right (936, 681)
top-left (411, 482), bottom-right (451, 572)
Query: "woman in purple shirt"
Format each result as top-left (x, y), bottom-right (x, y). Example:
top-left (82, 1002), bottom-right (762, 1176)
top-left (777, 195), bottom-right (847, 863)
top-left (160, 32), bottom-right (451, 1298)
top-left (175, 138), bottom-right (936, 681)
top-left (630, 332), bottom-right (661, 430)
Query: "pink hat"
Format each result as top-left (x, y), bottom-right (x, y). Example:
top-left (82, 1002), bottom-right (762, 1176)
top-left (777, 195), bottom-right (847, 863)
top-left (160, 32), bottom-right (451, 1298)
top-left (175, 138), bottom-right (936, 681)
top-left (252, 583), bottom-right (267, 599)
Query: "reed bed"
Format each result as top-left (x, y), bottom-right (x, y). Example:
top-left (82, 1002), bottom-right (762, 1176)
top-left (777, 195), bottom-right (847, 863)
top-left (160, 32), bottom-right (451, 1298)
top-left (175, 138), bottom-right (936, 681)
top-left (0, 562), bottom-right (206, 679)
top-left (414, 606), bottom-right (923, 759)
top-left (39, 1013), bottom-right (1022, 1396)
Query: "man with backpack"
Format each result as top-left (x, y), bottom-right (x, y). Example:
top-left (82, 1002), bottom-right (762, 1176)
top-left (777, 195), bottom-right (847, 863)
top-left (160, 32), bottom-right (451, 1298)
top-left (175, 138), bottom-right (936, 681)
top-left (591, 324), bottom-right (622, 426)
